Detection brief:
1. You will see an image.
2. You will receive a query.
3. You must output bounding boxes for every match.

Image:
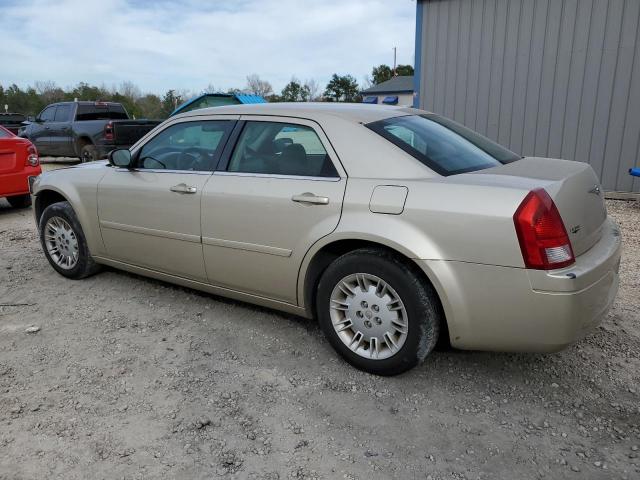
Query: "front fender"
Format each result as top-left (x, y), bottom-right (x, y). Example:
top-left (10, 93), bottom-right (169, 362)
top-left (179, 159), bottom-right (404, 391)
top-left (34, 166), bottom-right (109, 256)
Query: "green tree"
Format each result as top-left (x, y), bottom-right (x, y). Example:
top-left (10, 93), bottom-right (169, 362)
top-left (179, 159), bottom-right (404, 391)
top-left (281, 78), bottom-right (310, 102)
top-left (370, 64), bottom-right (415, 85)
top-left (323, 74), bottom-right (359, 102)
top-left (371, 64), bottom-right (393, 84)
top-left (161, 89), bottom-right (183, 117)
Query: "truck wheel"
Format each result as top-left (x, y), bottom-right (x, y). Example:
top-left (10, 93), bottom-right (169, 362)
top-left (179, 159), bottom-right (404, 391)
top-left (7, 194), bottom-right (32, 208)
top-left (80, 144), bottom-right (98, 163)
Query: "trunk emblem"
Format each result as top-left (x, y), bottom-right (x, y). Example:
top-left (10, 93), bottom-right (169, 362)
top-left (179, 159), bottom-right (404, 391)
top-left (589, 185), bottom-right (601, 195)
top-left (570, 225), bottom-right (581, 235)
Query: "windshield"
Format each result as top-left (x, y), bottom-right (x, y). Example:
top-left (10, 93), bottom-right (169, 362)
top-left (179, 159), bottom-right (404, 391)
top-left (366, 114), bottom-right (521, 176)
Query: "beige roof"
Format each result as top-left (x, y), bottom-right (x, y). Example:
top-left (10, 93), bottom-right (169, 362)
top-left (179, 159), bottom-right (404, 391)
top-left (178, 102), bottom-right (420, 124)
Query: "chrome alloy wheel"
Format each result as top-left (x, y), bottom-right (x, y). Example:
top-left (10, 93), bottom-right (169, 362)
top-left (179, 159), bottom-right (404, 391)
top-left (44, 216), bottom-right (79, 270)
top-left (329, 273), bottom-right (408, 360)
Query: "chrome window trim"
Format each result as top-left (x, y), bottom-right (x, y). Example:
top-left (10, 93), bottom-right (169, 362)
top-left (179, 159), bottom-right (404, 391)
top-left (114, 168), bottom-right (213, 175)
top-left (212, 171), bottom-right (341, 182)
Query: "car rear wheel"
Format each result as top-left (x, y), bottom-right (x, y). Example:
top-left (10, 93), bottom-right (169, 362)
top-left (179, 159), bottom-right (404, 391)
top-left (39, 201), bottom-right (101, 279)
top-left (6, 194), bottom-right (32, 208)
top-left (316, 248), bottom-right (441, 376)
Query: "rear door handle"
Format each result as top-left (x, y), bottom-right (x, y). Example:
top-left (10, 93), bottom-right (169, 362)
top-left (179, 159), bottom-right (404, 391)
top-left (170, 183), bottom-right (197, 194)
top-left (291, 193), bottom-right (329, 205)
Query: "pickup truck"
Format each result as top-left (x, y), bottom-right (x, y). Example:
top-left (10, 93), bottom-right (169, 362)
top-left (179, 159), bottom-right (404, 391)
top-left (0, 113), bottom-right (26, 135)
top-left (19, 101), bottom-right (161, 162)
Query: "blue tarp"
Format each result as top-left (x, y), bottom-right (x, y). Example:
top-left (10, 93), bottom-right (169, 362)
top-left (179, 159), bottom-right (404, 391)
top-left (630, 167), bottom-right (640, 177)
top-left (363, 96), bottom-right (378, 104)
top-left (382, 95), bottom-right (399, 105)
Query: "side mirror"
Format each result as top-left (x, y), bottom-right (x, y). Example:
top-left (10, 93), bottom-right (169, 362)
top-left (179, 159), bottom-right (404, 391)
top-left (27, 116), bottom-right (36, 122)
top-left (108, 149), bottom-right (133, 168)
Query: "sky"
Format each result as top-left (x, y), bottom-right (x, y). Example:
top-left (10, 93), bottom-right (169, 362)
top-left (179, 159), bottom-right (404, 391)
top-left (0, 0), bottom-right (416, 96)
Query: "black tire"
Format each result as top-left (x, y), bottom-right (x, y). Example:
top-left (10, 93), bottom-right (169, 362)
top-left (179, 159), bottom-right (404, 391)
top-left (6, 194), bottom-right (32, 208)
top-left (39, 201), bottom-right (101, 279)
top-left (80, 143), bottom-right (98, 163)
top-left (316, 248), bottom-right (441, 376)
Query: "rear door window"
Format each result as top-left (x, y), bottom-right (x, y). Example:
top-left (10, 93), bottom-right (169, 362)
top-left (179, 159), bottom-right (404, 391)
top-left (366, 114), bottom-right (521, 176)
top-left (54, 104), bottom-right (72, 122)
top-left (227, 121), bottom-right (338, 177)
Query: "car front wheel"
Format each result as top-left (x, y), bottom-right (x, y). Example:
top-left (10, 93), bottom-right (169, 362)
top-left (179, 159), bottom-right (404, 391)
top-left (316, 248), bottom-right (441, 376)
top-left (39, 201), bottom-right (101, 279)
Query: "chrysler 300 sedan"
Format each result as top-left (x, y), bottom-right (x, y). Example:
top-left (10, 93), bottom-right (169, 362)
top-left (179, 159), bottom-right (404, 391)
top-left (31, 103), bottom-right (621, 375)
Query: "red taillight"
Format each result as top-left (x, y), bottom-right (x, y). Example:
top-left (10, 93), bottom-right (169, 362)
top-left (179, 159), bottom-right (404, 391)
top-left (26, 144), bottom-right (39, 167)
top-left (104, 121), bottom-right (114, 141)
top-left (513, 188), bottom-right (575, 270)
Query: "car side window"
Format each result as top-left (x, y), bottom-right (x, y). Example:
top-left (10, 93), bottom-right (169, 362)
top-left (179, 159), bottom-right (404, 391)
top-left (39, 106), bottom-right (57, 122)
top-left (54, 105), bottom-right (72, 122)
top-left (136, 120), bottom-right (234, 171)
top-left (227, 121), bottom-right (338, 177)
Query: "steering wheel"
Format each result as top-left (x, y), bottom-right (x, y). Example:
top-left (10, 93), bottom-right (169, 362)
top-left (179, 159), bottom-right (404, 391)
top-left (178, 147), bottom-right (208, 170)
top-left (140, 156), bottom-right (167, 169)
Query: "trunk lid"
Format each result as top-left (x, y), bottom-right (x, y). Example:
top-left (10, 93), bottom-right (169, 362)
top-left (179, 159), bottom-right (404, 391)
top-left (0, 138), bottom-right (27, 175)
top-left (472, 157), bottom-right (607, 256)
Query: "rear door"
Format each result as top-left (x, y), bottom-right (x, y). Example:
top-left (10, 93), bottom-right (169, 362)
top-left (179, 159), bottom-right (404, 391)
top-left (97, 117), bottom-right (237, 280)
top-left (201, 117), bottom-right (347, 304)
top-left (49, 104), bottom-right (73, 155)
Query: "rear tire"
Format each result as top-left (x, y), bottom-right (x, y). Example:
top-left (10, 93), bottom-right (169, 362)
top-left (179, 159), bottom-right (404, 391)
top-left (7, 194), bottom-right (32, 208)
top-left (39, 201), bottom-right (101, 279)
top-left (316, 248), bottom-right (441, 376)
top-left (80, 143), bottom-right (98, 163)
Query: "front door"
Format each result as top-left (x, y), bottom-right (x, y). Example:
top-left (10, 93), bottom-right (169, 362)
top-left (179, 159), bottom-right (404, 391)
top-left (201, 117), bottom-right (347, 304)
top-left (97, 118), bottom-right (236, 281)
top-left (29, 105), bottom-right (57, 155)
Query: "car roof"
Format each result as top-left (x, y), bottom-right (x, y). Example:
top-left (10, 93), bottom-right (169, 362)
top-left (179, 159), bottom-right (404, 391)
top-left (176, 102), bottom-right (423, 124)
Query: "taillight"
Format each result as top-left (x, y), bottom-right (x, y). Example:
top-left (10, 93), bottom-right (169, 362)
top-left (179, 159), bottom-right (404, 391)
top-left (26, 144), bottom-right (39, 167)
top-left (513, 188), bottom-right (575, 270)
top-left (104, 121), bottom-right (114, 141)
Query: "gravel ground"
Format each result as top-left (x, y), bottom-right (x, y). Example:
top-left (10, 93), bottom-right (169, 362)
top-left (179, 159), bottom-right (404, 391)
top-left (0, 177), bottom-right (638, 479)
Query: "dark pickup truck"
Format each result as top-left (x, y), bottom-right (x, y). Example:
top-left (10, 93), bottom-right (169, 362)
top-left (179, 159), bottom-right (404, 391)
top-left (0, 113), bottom-right (26, 135)
top-left (19, 101), bottom-right (161, 161)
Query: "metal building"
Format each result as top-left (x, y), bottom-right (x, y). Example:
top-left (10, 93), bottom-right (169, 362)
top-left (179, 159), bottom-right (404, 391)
top-left (414, 0), bottom-right (640, 193)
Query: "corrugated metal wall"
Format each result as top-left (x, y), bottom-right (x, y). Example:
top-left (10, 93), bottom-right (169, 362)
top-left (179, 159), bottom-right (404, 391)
top-left (416, 0), bottom-right (640, 193)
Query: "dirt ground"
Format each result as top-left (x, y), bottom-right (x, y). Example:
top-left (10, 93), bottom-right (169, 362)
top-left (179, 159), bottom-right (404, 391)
top-left (0, 163), bottom-right (638, 479)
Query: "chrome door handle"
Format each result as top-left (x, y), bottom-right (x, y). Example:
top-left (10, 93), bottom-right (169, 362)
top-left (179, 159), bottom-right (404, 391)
top-left (170, 183), bottom-right (197, 194)
top-left (291, 193), bottom-right (329, 205)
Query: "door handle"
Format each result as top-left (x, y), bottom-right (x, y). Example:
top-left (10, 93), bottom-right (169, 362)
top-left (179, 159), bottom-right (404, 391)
top-left (291, 193), bottom-right (329, 205)
top-left (170, 183), bottom-right (197, 194)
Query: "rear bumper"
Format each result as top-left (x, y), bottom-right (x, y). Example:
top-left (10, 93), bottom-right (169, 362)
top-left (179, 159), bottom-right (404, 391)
top-left (422, 218), bottom-right (622, 352)
top-left (1, 167), bottom-right (42, 198)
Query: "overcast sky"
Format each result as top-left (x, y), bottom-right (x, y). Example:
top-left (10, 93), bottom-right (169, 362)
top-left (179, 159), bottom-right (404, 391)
top-left (0, 0), bottom-right (416, 96)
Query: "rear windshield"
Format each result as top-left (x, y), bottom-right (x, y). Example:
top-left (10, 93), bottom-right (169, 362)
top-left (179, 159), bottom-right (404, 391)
top-left (75, 103), bottom-right (129, 121)
top-left (0, 128), bottom-right (11, 138)
top-left (366, 114), bottom-right (521, 176)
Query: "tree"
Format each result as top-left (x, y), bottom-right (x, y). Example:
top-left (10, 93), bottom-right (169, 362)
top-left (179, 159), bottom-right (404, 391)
top-left (161, 89), bottom-right (183, 117)
top-left (304, 79), bottom-right (320, 101)
top-left (323, 74), bottom-right (359, 102)
top-left (281, 77), bottom-right (310, 102)
top-left (370, 64), bottom-right (415, 85)
top-left (371, 64), bottom-right (393, 85)
top-left (245, 74), bottom-right (273, 97)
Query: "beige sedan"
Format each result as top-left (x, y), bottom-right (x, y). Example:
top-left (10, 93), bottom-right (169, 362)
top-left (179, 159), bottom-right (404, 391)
top-left (31, 103), bottom-right (621, 375)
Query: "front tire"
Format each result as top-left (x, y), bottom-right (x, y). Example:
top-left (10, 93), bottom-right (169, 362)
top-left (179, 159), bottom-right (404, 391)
top-left (316, 248), bottom-right (441, 376)
top-left (7, 194), bottom-right (32, 208)
top-left (39, 201), bottom-right (101, 279)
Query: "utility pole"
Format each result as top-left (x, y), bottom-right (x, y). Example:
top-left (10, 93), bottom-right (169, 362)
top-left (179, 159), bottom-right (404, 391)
top-left (393, 47), bottom-right (397, 76)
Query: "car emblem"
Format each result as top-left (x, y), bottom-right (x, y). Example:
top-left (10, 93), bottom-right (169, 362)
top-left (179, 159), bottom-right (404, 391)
top-left (589, 185), bottom-right (601, 195)
top-left (570, 225), bottom-right (581, 235)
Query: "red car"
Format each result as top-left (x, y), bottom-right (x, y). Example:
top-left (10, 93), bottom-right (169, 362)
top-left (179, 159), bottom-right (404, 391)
top-left (0, 125), bottom-right (41, 208)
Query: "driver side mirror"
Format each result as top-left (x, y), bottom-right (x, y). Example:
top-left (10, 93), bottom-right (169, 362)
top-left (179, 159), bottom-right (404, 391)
top-left (108, 149), bottom-right (133, 168)
top-left (27, 115), bottom-right (37, 122)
